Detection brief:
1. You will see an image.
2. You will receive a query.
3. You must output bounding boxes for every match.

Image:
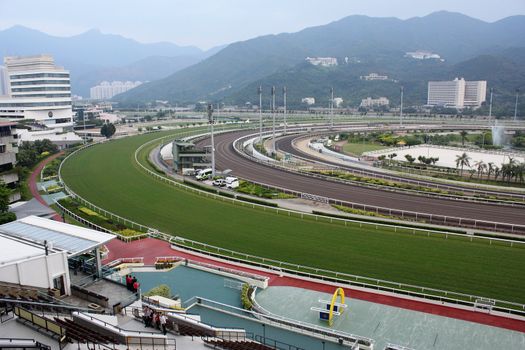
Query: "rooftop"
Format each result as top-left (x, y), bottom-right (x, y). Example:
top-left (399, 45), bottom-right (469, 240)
top-left (0, 233), bottom-right (46, 265)
top-left (0, 216), bottom-right (115, 257)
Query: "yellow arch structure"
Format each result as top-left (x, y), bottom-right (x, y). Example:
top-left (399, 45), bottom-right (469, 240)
top-left (328, 287), bottom-right (345, 326)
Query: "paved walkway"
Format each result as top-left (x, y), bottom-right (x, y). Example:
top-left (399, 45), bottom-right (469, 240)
top-left (28, 151), bottom-right (64, 221)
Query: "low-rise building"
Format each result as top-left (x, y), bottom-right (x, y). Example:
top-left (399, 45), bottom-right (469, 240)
top-left (360, 97), bottom-right (390, 108)
top-left (360, 73), bottom-right (389, 81)
top-left (405, 51), bottom-right (442, 60)
top-left (305, 57), bottom-right (338, 67)
top-left (0, 121), bottom-right (19, 202)
top-left (301, 97), bottom-right (315, 105)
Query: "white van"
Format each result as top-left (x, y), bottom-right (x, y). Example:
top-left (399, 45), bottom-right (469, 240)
top-left (196, 168), bottom-right (213, 181)
top-left (225, 176), bottom-right (239, 189)
top-left (182, 168), bottom-right (196, 176)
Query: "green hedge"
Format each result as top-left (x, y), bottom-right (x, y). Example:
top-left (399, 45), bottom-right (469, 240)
top-left (241, 283), bottom-right (253, 310)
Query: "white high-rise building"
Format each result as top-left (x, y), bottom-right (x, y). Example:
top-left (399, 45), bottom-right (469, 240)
top-left (0, 66), bottom-right (8, 96)
top-left (427, 78), bottom-right (487, 109)
top-left (464, 81), bottom-right (487, 107)
top-left (360, 97), bottom-right (390, 108)
top-left (0, 55), bottom-right (73, 129)
top-left (90, 81), bottom-right (142, 100)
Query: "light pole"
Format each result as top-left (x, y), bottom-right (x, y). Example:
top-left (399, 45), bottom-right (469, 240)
top-left (271, 86), bottom-right (276, 153)
top-left (207, 104), bottom-right (215, 177)
top-left (514, 88), bottom-right (520, 122)
top-left (488, 88), bottom-right (493, 125)
top-left (258, 86), bottom-right (263, 144)
top-left (283, 86), bottom-right (287, 135)
top-left (82, 112), bottom-right (87, 144)
top-left (330, 87), bottom-right (334, 129)
top-left (400, 86), bottom-right (404, 128)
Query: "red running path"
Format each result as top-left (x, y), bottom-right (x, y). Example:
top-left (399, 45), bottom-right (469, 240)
top-left (28, 151), bottom-right (64, 221)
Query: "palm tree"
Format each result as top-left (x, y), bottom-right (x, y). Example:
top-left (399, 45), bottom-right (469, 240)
top-left (487, 162), bottom-right (495, 179)
top-left (455, 152), bottom-right (471, 176)
top-left (494, 166), bottom-right (501, 181)
top-left (459, 130), bottom-right (468, 146)
top-left (474, 160), bottom-right (486, 178)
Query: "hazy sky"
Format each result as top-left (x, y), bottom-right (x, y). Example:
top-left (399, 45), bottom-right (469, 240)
top-left (0, 0), bottom-right (523, 49)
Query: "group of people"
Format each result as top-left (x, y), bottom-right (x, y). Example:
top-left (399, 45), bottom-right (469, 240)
top-left (142, 306), bottom-right (168, 335)
top-left (125, 275), bottom-right (140, 293)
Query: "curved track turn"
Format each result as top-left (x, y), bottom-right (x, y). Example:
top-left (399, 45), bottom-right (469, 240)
top-left (198, 129), bottom-right (525, 226)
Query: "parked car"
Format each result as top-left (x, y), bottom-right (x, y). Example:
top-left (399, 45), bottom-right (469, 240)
top-left (225, 177), bottom-right (239, 189)
top-left (212, 179), bottom-right (226, 187)
top-left (195, 168), bottom-right (213, 181)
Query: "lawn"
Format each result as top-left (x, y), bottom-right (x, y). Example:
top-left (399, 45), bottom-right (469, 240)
top-left (342, 142), bottom-right (386, 156)
top-left (60, 130), bottom-right (525, 303)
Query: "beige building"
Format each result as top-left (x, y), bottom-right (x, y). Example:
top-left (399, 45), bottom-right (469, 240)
top-left (427, 78), bottom-right (486, 109)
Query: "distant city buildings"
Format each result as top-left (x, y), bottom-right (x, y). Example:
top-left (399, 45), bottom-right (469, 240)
top-left (360, 73), bottom-right (389, 81)
top-left (0, 55), bottom-right (73, 129)
top-left (90, 81), bottom-right (142, 100)
top-left (305, 57), bottom-right (338, 67)
top-left (301, 97), bottom-right (315, 105)
top-left (427, 78), bottom-right (487, 109)
top-left (360, 97), bottom-right (390, 108)
top-left (405, 50), bottom-right (442, 60)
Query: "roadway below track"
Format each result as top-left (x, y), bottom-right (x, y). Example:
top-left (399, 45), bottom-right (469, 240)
top-left (197, 130), bottom-right (525, 226)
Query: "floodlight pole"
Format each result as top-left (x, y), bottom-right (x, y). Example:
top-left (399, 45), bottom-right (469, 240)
top-left (283, 86), bottom-right (287, 135)
top-left (271, 86), bottom-right (276, 153)
top-left (488, 88), bottom-right (493, 125)
top-left (514, 89), bottom-right (519, 122)
top-left (400, 86), bottom-right (404, 128)
top-left (83, 112), bottom-right (87, 144)
top-left (258, 86), bottom-right (262, 144)
top-left (207, 104), bottom-right (215, 177)
top-left (330, 87), bottom-right (334, 129)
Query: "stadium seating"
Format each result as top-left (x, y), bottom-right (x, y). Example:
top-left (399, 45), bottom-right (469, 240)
top-left (204, 339), bottom-right (275, 350)
top-left (53, 317), bottom-right (119, 344)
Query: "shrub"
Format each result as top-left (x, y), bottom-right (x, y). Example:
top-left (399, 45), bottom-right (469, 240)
top-left (0, 212), bottom-right (16, 224)
top-left (144, 284), bottom-right (171, 298)
top-left (241, 283), bottom-right (253, 310)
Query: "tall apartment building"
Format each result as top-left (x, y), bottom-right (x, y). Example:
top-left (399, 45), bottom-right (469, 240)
top-left (90, 81), bottom-right (142, 100)
top-left (0, 55), bottom-right (73, 129)
top-left (427, 78), bottom-right (487, 109)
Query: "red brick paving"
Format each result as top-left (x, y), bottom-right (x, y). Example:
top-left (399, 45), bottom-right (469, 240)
top-left (28, 151), bottom-right (65, 221)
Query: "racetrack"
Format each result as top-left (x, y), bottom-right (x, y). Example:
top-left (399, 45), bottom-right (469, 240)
top-left (199, 129), bottom-right (525, 226)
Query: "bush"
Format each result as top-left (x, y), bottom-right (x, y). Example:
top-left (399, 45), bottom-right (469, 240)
top-left (144, 284), bottom-right (171, 298)
top-left (236, 196), bottom-right (278, 207)
top-left (0, 212), bottom-right (16, 224)
top-left (241, 283), bottom-right (253, 310)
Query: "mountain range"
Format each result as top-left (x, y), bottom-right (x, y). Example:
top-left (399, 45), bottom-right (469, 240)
top-left (0, 26), bottom-right (224, 96)
top-left (112, 11), bottom-right (525, 114)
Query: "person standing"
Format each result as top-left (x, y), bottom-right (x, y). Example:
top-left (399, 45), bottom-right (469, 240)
top-left (133, 280), bottom-right (140, 293)
top-left (159, 313), bottom-right (167, 335)
top-left (126, 275), bottom-right (132, 290)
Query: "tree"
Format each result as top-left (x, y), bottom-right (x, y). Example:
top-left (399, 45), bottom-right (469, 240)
top-left (404, 154), bottom-right (415, 164)
top-left (0, 182), bottom-right (11, 213)
top-left (100, 123), bottom-right (116, 138)
top-left (459, 130), bottom-right (468, 146)
top-left (474, 160), bottom-right (486, 178)
top-left (487, 162), bottom-right (495, 178)
top-left (387, 153), bottom-right (397, 164)
top-left (455, 153), bottom-right (471, 176)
